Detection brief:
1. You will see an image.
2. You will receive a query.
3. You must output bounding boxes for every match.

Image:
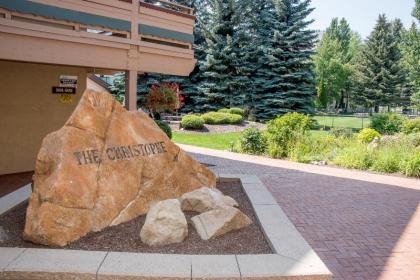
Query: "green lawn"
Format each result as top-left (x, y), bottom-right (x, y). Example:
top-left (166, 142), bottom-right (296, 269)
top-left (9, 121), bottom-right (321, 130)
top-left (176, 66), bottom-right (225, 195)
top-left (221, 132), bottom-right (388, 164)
top-left (313, 115), bottom-right (370, 130)
top-left (173, 130), bottom-right (329, 150)
top-left (173, 132), bottom-right (241, 150)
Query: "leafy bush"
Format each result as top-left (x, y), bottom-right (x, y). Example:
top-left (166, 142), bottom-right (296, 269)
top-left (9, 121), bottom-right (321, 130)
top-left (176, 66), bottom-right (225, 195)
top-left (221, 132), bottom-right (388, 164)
top-left (370, 113), bottom-right (405, 134)
top-left (402, 118), bottom-right (420, 134)
top-left (358, 128), bottom-right (381, 143)
top-left (238, 128), bottom-right (267, 155)
top-left (399, 152), bottom-right (420, 177)
top-left (229, 108), bottom-right (245, 116)
top-left (266, 113), bottom-right (313, 158)
top-left (218, 108), bottom-right (245, 116)
top-left (181, 115), bottom-right (205, 129)
top-left (202, 112), bottom-right (243, 125)
top-left (154, 120), bottom-right (172, 139)
top-left (146, 83), bottom-right (181, 114)
top-left (330, 127), bottom-right (353, 138)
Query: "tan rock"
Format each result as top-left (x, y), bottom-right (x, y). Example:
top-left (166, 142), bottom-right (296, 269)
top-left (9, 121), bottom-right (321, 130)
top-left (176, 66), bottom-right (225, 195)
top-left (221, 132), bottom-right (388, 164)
top-left (23, 90), bottom-right (216, 246)
top-left (191, 206), bottom-right (252, 240)
top-left (140, 199), bottom-right (187, 246)
top-left (180, 187), bottom-right (238, 213)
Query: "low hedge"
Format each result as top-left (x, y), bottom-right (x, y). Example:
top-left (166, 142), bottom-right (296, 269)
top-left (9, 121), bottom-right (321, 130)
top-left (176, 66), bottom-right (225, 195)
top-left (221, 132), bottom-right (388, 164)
top-left (218, 108), bottom-right (245, 116)
top-left (202, 112), bottom-right (243, 125)
top-left (154, 120), bottom-right (172, 139)
top-left (181, 115), bottom-right (205, 129)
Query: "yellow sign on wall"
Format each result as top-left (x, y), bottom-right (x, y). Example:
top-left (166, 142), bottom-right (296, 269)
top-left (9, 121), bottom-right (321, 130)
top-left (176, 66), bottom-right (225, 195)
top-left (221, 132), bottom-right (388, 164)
top-left (59, 94), bottom-right (73, 104)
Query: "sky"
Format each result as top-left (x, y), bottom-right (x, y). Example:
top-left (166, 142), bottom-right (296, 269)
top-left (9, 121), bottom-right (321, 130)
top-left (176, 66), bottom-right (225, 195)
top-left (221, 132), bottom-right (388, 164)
top-left (309, 0), bottom-right (416, 38)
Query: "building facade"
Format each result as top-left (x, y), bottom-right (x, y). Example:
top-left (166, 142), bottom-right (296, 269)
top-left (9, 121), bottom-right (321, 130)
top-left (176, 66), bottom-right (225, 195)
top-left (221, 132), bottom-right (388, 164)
top-left (0, 0), bottom-right (196, 175)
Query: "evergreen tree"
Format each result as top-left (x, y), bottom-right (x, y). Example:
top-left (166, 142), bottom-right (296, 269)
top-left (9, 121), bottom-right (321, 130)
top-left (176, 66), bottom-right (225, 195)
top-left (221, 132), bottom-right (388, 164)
top-left (353, 15), bottom-right (406, 111)
top-left (252, 0), bottom-right (317, 121)
top-left (198, 0), bottom-right (251, 111)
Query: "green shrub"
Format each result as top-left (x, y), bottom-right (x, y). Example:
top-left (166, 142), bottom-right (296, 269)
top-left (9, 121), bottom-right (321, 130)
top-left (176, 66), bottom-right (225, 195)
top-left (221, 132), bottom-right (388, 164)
top-left (229, 107), bottom-right (245, 116)
top-left (181, 115), bottom-right (205, 129)
top-left (238, 128), bottom-right (267, 155)
top-left (399, 152), bottom-right (420, 177)
top-left (266, 113), bottom-right (313, 158)
top-left (402, 118), bottom-right (420, 134)
top-left (333, 143), bottom-right (374, 170)
top-left (330, 127), bottom-right (353, 138)
top-left (202, 112), bottom-right (243, 125)
top-left (370, 113), bottom-right (405, 134)
top-left (358, 128), bottom-right (381, 143)
top-left (218, 108), bottom-right (230, 113)
top-left (218, 108), bottom-right (245, 116)
top-left (154, 120), bottom-right (172, 139)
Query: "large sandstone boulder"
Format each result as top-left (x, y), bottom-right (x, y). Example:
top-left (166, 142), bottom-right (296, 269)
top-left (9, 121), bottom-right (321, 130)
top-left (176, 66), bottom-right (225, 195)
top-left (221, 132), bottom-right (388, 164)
top-left (191, 206), bottom-right (252, 240)
top-left (140, 199), bottom-right (187, 246)
top-left (180, 187), bottom-right (238, 213)
top-left (23, 90), bottom-right (216, 246)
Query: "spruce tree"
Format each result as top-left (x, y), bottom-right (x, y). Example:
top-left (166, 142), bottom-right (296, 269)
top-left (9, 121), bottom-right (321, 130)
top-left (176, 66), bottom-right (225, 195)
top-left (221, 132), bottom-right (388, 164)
top-left (198, 0), bottom-right (250, 111)
top-left (353, 15), bottom-right (406, 111)
top-left (252, 0), bottom-right (317, 121)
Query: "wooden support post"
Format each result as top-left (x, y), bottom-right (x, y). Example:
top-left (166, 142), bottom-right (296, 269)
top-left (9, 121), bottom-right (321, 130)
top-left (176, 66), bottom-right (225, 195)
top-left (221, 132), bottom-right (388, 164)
top-left (125, 70), bottom-right (137, 111)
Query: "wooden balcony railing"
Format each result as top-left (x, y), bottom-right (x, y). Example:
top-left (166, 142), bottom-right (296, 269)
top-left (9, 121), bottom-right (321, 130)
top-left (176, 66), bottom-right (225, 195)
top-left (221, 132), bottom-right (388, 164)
top-left (0, 0), bottom-right (196, 75)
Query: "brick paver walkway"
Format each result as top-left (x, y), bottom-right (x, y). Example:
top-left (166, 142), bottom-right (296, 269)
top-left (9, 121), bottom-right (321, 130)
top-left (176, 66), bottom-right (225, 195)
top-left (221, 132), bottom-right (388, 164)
top-left (180, 145), bottom-right (420, 280)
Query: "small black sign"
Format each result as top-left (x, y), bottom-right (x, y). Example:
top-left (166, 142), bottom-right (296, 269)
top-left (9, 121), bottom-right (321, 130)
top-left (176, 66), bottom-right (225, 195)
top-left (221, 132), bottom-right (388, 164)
top-left (52, 87), bottom-right (76, 94)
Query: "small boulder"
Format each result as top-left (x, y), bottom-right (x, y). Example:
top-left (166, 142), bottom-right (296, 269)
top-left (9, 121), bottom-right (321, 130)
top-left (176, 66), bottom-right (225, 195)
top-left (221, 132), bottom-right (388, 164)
top-left (191, 206), bottom-right (252, 240)
top-left (140, 199), bottom-right (188, 247)
top-left (180, 187), bottom-right (238, 213)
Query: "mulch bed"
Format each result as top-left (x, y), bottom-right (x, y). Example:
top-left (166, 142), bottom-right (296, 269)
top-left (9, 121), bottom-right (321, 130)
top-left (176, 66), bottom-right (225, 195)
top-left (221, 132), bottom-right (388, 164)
top-left (0, 181), bottom-right (272, 255)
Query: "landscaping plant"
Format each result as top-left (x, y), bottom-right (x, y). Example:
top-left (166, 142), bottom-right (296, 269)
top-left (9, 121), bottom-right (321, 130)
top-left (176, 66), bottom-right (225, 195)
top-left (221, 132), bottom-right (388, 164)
top-left (146, 83), bottom-right (181, 117)
top-left (218, 108), bottom-right (245, 116)
top-left (402, 118), bottom-right (420, 134)
top-left (201, 112), bottom-right (243, 125)
top-left (265, 113), bottom-right (313, 158)
top-left (370, 113), bottom-right (405, 134)
top-left (238, 128), bottom-right (267, 155)
top-left (154, 120), bottom-right (172, 139)
top-left (181, 115), bottom-right (205, 130)
top-left (400, 152), bottom-right (420, 177)
top-left (357, 128), bottom-right (381, 143)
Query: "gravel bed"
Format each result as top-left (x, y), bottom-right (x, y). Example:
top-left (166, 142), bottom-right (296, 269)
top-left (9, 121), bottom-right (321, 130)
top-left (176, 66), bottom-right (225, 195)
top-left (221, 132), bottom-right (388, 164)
top-left (0, 182), bottom-right (272, 255)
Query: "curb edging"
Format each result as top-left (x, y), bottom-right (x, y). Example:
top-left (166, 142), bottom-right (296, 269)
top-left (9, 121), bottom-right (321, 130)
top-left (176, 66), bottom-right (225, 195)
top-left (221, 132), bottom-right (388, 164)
top-left (0, 175), bottom-right (332, 280)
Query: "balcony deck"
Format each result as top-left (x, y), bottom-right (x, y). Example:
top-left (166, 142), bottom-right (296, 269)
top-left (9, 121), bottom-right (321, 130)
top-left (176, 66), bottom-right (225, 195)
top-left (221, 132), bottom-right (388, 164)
top-left (0, 0), bottom-right (196, 76)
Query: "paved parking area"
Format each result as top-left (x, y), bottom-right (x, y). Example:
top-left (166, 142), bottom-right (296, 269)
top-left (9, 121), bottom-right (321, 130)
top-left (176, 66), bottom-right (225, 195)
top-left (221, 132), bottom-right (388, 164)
top-left (182, 145), bottom-right (420, 280)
